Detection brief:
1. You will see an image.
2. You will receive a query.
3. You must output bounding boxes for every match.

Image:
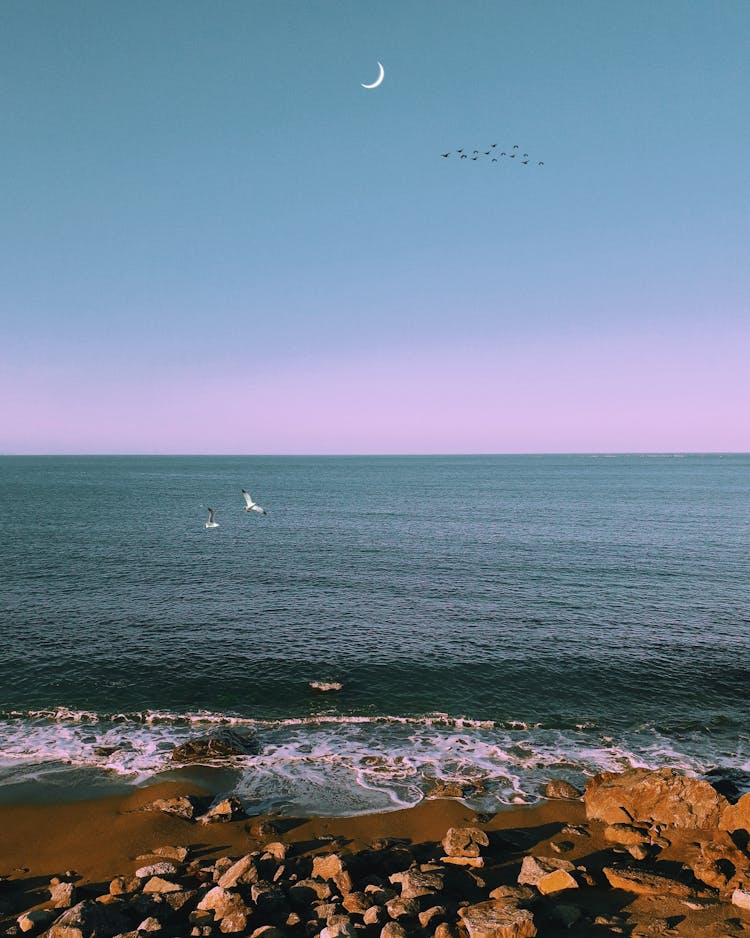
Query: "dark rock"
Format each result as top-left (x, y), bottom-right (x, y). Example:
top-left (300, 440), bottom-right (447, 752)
top-left (45, 899), bottom-right (130, 938)
top-left (543, 779), bottom-right (582, 801)
top-left (171, 728), bottom-right (259, 764)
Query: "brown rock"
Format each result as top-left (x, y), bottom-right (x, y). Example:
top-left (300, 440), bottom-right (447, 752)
top-left (197, 797), bottom-right (245, 824)
top-left (342, 892), bottom-right (370, 915)
top-left (49, 881), bottom-right (77, 908)
top-left (312, 853), bottom-right (353, 894)
top-left (544, 779), bottom-right (582, 800)
top-left (220, 910), bottom-right (249, 934)
top-left (17, 910), bottom-right (56, 933)
top-left (389, 868), bottom-right (444, 899)
top-left (602, 866), bottom-right (694, 898)
top-left (137, 916), bottom-right (162, 932)
top-left (364, 906), bottom-right (386, 926)
top-left (385, 896), bottom-right (419, 921)
top-left (218, 854), bottom-right (259, 888)
top-left (720, 792), bottom-right (750, 833)
top-left (442, 827), bottom-right (489, 858)
top-left (434, 926), bottom-right (460, 938)
top-left (419, 905), bottom-right (447, 928)
top-left (691, 838), bottom-right (750, 893)
top-left (145, 796), bottom-right (201, 820)
top-left (441, 856), bottom-right (485, 868)
top-left (380, 924), bottom-right (408, 938)
top-left (517, 856), bottom-right (574, 886)
top-left (45, 900), bottom-right (130, 938)
top-left (150, 845), bottom-right (189, 862)
top-left (196, 886), bottom-right (248, 920)
top-left (458, 900), bottom-right (537, 938)
top-left (603, 823), bottom-right (650, 846)
top-left (584, 768), bottom-right (728, 829)
top-left (536, 868), bottom-right (578, 895)
top-left (321, 915), bottom-right (357, 938)
top-left (143, 877), bottom-right (182, 894)
top-left (731, 888), bottom-right (750, 911)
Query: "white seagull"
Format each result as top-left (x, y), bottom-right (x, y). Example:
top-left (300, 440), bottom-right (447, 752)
top-left (242, 489), bottom-right (267, 515)
top-left (204, 508), bottom-right (219, 529)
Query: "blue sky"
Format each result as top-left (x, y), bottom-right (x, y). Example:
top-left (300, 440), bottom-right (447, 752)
top-left (2, 1), bottom-right (748, 452)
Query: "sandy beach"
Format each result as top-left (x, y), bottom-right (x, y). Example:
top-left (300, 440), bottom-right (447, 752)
top-left (2, 771), bottom-right (750, 937)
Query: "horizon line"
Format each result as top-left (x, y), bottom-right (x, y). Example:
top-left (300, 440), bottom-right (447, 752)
top-left (1, 451), bottom-right (748, 458)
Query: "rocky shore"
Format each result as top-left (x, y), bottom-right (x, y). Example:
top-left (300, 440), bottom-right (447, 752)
top-left (2, 768), bottom-right (750, 937)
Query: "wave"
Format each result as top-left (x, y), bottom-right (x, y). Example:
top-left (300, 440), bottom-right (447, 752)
top-left (1, 705), bottom-right (746, 816)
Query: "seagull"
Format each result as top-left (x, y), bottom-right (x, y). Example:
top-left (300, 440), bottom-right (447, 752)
top-left (491, 144), bottom-right (497, 148)
top-left (522, 160), bottom-right (529, 164)
top-left (441, 153), bottom-right (450, 158)
top-left (204, 508), bottom-right (219, 529)
top-left (513, 145), bottom-right (519, 149)
top-left (460, 154), bottom-right (467, 159)
top-left (491, 158), bottom-right (497, 162)
top-left (242, 489), bottom-right (267, 515)
top-left (538, 161), bottom-right (544, 166)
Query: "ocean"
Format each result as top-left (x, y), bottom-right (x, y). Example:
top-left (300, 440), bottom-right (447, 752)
top-left (0, 454), bottom-right (748, 814)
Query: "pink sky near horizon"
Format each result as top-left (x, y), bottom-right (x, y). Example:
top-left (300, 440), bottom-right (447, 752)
top-left (3, 325), bottom-right (747, 454)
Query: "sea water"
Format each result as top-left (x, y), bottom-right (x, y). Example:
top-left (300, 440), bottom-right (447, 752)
top-left (0, 455), bottom-right (748, 813)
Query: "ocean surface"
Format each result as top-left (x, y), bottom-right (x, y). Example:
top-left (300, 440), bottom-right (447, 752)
top-left (0, 455), bottom-right (748, 814)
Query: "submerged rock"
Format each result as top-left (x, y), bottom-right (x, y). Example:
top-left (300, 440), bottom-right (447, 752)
top-left (171, 728), bottom-right (259, 764)
top-left (543, 779), bottom-right (582, 801)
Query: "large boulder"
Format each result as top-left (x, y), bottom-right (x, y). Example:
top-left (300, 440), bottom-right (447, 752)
top-left (458, 900), bottom-right (537, 938)
top-left (584, 768), bottom-right (727, 829)
top-left (171, 728), bottom-right (258, 763)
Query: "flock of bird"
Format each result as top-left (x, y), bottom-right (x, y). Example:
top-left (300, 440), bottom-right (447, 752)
top-left (204, 488), bottom-right (267, 528)
top-left (440, 144), bottom-right (544, 166)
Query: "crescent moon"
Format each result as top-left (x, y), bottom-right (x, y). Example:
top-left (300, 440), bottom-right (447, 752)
top-left (361, 61), bottom-right (385, 89)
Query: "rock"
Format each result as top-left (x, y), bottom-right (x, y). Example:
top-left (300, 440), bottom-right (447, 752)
top-left (419, 906), bottom-right (447, 928)
top-left (602, 866), bottom-right (694, 898)
top-left (549, 840), bottom-right (574, 854)
top-left (137, 917), bottom-right (162, 932)
top-left (171, 728), bottom-right (258, 763)
top-left (249, 928), bottom-right (285, 938)
top-left (163, 890), bottom-right (197, 914)
top-left (548, 904), bottom-right (582, 928)
top-left (731, 888), bottom-right (750, 911)
top-left (197, 797), bottom-right (245, 824)
top-left (388, 868), bottom-right (444, 899)
top-left (536, 868), bottom-right (578, 895)
top-left (440, 855), bottom-right (485, 868)
top-left (142, 877), bottom-right (182, 894)
top-left (288, 878), bottom-right (334, 906)
top-left (434, 926), bottom-right (460, 938)
top-left (152, 845), bottom-right (189, 862)
top-left (517, 856), bottom-right (574, 887)
top-left (442, 827), bottom-right (489, 858)
top-left (380, 924), bottom-right (408, 938)
top-left (364, 906), bottom-right (386, 926)
top-left (45, 900), bottom-right (130, 938)
top-left (135, 863), bottom-right (177, 879)
top-left (196, 886), bottom-right (248, 920)
top-left (488, 885), bottom-right (534, 903)
top-left (321, 915), bottom-right (357, 938)
top-left (584, 768), bottom-right (728, 829)
top-left (263, 842), bottom-right (287, 862)
top-left (385, 897), bottom-right (419, 921)
top-left (219, 910), bottom-right (249, 934)
top-left (145, 796), bottom-right (202, 821)
top-left (691, 839), bottom-right (750, 892)
top-left (341, 892), bottom-right (370, 915)
top-left (218, 855), bottom-right (259, 888)
top-left (603, 823), bottom-right (650, 846)
top-left (50, 881), bottom-right (77, 908)
top-left (626, 844), bottom-right (651, 861)
top-left (543, 779), bottom-right (582, 801)
top-left (720, 791), bottom-right (750, 833)
top-left (250, 882), bottom-right (287, 918)
top-left (312, 853), bottom-right (353, 894)
top-left (458, 900), bottom-right (537, 938)
top-left (17, 910), bottom-right (55, 933)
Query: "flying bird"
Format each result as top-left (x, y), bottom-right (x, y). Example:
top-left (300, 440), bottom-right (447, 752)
top-left (522, 160), bottom-right (529, 164)
top-left (204, 508), bottom-right (219, 529)
top-left (242, 489), bottom-right (267, 515)
top-left (538, 162), bottom-right (544, 166)
top-left (513, 145), bottom-right (519, 149)
top-left (441, 153), bottom-right (450, 158)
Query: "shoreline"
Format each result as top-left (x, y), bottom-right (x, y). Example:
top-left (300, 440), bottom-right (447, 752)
top-left (1, 771), bottom-right (750, 936)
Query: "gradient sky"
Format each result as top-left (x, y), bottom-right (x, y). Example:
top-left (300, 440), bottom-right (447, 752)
top-left (1, 1), bottom-right (748, 453)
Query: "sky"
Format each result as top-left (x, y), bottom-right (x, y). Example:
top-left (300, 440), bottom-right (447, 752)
top-left (1, 0), bottom-right (748, 454)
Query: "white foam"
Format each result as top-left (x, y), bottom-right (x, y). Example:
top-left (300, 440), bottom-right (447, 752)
top-left (0, 707), bottom-right (741, 816)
